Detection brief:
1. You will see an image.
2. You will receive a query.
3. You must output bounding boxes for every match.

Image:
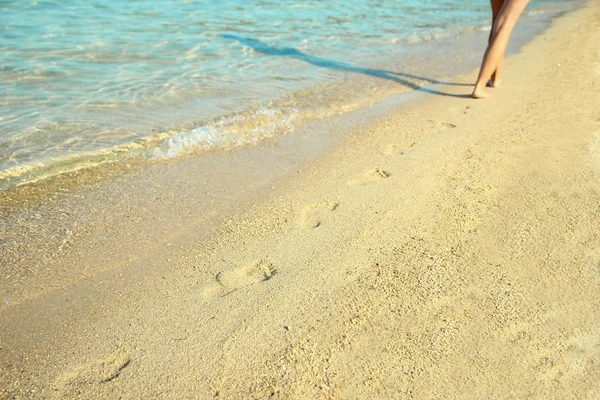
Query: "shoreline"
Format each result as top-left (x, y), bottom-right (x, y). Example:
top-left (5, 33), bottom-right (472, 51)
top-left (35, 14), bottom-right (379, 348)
top-left (0, 0), bottom-right (577, 192)
top-left (0, 87), bottom-right (427, 309)
top-left (2, 1), bottom-right (600, 398)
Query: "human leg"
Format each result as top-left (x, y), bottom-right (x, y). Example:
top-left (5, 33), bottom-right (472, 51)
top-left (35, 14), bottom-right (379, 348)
top-left (489, 0), bottom-right (505, 87)
top-left (472, 0), bottom-right (530, 98)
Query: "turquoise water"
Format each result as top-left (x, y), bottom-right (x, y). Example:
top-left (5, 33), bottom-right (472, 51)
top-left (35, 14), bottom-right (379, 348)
top-left (0, 0), bottom-right (568, 188)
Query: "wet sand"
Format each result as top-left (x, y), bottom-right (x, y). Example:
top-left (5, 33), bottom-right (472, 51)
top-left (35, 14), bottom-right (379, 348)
top-left (2, 1), bottom-right (600, 398)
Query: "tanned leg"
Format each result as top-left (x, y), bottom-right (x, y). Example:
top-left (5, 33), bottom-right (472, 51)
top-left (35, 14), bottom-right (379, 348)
top-left (489, 0), bottom-right (505, 87)
top-left (472, 0), bottom-right (530, 99)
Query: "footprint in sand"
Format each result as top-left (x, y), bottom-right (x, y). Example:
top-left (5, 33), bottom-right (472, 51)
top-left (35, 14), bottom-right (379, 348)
top-left (347, 168), bottom-right (391, 186)
top-left (536, 330), bottom-right (600, 383)
top-left (380, 141), bottom-right (416, 156)
top-left (203, 260), bottom-right (276, 298)
top-left (296, 201), bottom-right (339, 228)
top-left (449, 105), bottom-right (470, 114)
top-left (429, 119), bottom-right (457, 129)
top-left (53, 353), bottom-right (131, 397)
top-left (563, 331), bottom-right (600, 375)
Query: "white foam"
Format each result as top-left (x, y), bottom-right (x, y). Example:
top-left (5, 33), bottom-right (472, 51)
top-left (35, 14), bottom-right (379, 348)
top-left (152, 127), bottom-right (219, 159)
top-left (151, 107), bottom-right (297, 160)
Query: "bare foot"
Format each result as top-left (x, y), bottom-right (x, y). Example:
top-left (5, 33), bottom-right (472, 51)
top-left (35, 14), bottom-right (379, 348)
top-left (472, 87), bottom-right (492, 99)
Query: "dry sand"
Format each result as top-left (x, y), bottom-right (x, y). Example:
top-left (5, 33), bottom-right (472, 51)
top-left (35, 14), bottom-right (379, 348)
top-left (2, 1), bottom-right (600, 398)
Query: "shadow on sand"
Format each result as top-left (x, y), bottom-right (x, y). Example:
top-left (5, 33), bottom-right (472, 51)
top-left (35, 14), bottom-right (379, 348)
top-left (222, 34), bottom-right (471, 99)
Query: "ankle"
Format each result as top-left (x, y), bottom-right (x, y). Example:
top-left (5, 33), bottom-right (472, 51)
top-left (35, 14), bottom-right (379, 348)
top-left (472, 86), bottom-right (491, 99)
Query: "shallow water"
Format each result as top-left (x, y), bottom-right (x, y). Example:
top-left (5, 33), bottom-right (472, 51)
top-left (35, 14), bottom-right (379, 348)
top-left (0, 0), bottom-right (571, 189)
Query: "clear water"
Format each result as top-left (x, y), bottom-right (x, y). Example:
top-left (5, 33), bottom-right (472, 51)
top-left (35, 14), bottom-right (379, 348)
top-left (0, 0), bottom-right (569, 189)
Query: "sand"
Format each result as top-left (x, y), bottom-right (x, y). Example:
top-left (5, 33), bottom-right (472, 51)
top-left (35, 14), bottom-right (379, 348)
top-left (2, 1), bottom-right (600, 398)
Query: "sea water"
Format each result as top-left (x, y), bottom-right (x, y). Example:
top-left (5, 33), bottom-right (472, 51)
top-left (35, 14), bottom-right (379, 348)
top-left (0, 0), bottom-right (572, 189)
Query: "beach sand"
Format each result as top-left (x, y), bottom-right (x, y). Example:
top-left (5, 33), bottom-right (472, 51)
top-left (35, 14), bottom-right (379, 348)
top-left (2, 1), bottom-right (600, 398)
